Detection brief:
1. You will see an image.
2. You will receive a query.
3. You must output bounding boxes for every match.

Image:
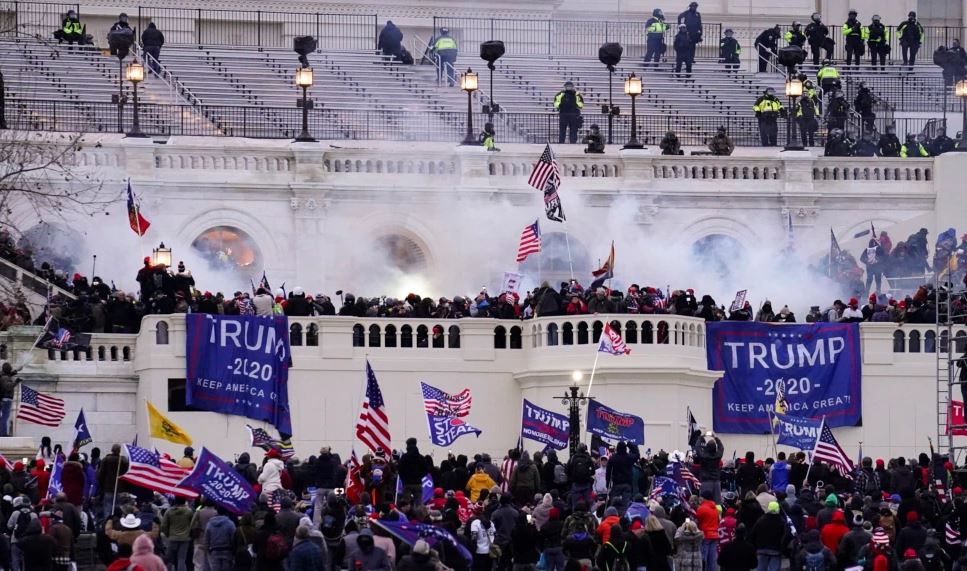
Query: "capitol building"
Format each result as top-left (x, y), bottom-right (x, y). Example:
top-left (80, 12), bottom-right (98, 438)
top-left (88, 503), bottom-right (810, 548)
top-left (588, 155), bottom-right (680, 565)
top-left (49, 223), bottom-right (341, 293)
top-left (1, 0), bottom-right (966, 463)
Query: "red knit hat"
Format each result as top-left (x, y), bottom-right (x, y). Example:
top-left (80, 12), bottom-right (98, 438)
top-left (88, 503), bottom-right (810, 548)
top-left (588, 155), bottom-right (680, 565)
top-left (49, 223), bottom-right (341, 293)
top-left (875, 458), bottom-right (885, 467)
top-left (873, 555), bottom-right (889, 571)
top-left (903, 549), bottom-right (918, 559)
top-left (906, 511), bottom-right (919, 523)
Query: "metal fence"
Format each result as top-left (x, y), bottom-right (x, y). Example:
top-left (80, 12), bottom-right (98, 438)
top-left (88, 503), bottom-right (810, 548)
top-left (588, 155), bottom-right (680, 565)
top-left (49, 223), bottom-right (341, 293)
top-left (432, 16), bottom-right (721, 60)
top-left (0, 0), bottom-right (80, 40)
top-left (776, 24), bottom-right (966, 64)
top-left (7, 97), bottom-right (951, 145)
top-left (839, 73), bottom-right (961, 112)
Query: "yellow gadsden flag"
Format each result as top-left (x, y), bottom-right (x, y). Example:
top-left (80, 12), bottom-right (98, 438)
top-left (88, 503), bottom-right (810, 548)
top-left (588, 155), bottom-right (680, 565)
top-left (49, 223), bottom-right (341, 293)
top-left (147, 400), bottom-right (193, 446)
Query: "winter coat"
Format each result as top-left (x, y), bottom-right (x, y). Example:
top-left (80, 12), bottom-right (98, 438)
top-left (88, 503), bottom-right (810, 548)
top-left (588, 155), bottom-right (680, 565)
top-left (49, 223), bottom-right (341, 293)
top-left (675, 528), bottom-right (704, 571)
top-left (510, 458), bottom-right (541, 501)
top-left (289, 538), bottom-right (327, 571)
top-left (61, 460), bottom-right (86, 506)
top-left (206, 515), bottom-right (237, 552)
top-left (750, 513), bottom-right (787, 552)
top-left (130, 534), bottom-right (167, 571)
top-left (259, 458), bottom-right (286, 496)
top-left (647, 529), bottom-right (674, 571)
top-left (719, 539), bottom-right (758, 571)
top-left (697, 500), bottom-right (720, 539)
top-left (398, 445), bottom-right (428, 486)
top-left (161, 504), bottom-right (193, 541)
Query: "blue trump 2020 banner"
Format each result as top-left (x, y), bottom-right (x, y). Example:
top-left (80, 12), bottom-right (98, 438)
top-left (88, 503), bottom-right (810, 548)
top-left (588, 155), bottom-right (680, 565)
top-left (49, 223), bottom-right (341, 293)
top-left (521, 399), bottom-right (570, 450)
top-left (773, 412), bottom-right (823, 450)
top-left (178, 447), bottom-right (256, 515)
top-left (185, 314), bottom-right (293, 435)
top-left (586, 400), bottom-right (645, 445)
top-left (707, 322), bottom-right (862, 434)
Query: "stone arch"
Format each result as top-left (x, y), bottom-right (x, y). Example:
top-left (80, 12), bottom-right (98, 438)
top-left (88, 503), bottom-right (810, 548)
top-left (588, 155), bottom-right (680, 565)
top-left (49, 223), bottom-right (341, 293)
top-left (176, 207), bottom-right (283, 268)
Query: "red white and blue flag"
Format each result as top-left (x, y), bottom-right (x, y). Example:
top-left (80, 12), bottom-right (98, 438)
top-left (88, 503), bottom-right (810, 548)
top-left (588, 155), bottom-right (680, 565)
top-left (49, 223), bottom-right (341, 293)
top-left (421, 382), bottom-right (472, 418)
top-left (126, 179), bottom-right (150, 236)
top-left (356, 361), bottom-right (391, 454)
top-left (598, 323), bottom-right (630, 355)
top-left (122, 444), bottom-right (198, 498)
top-left (813, 420), bottom-right (854, 478)
top-left (516, 220), bottom-right (541, 263)
top-left (17, 386), bottom-right (66, 427)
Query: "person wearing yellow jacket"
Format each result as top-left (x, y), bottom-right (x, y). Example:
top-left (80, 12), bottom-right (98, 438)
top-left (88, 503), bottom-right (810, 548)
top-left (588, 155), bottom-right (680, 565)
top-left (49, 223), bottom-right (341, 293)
top-left (752, 87), bottom-right (785, 146)
top-left (867, 15), bottom-right (889, 70)
top-left (466, 464), bottom-right (497, 502)
top-left (553, 81), bottom-right (585, 144)
top-left (843, 10), bottom-right (868, 68)
top-left (900, 134), bottom-right (929, 157)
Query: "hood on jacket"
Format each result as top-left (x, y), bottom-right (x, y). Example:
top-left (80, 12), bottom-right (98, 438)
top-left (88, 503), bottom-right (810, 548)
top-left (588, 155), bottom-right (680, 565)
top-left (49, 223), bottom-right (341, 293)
top-left (133, 534), bottom-right (155, 556)
top-left (237, 452), bottom-right (250, 464)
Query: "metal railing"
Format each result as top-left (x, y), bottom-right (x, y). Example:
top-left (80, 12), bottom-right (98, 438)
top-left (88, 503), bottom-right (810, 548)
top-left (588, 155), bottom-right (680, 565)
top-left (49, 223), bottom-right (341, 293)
top-left (432, 16), bottom-right (721, 60)
top-left (0, 1), bottom-right (80, 40)
top-left (838, 73), bottom-right (959, 112)
top-left (776, 24), bottom-right (966, 64)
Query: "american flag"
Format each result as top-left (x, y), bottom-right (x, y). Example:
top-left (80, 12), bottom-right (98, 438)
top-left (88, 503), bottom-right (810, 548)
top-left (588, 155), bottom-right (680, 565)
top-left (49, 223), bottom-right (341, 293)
top-left (527, 144), bottom-right (559, 191)
top-left (121, 444), bottom-right (198, 498)
top-left (421, 382), bottom-right (472, 418)
top-left (500, 456), bottom-right (517, 493)
top-left (346, 449), bottom-right (364, 504)
top-left (813, 421), bottom-right (854, 478)
top-left (278, 437), bottom-right (295, 461)
top-left (356, 360), bottom-right (391, 454)
top-left (17, 386), bottom-right (66, 427)
top-left (267, 488), bottom-right (286, 513)
top-left (51, 328), bottom-right (71, 349)
top-left (247, 425), bottom-right (275, 449)
top-left (516, 220), bottom-right (542, 263)
top-left (649, 476), bottom-right (679, 501)
top-left (667, 461), bottom-right (700, 491)
top-left (946, 521), bottom-right (960, 544)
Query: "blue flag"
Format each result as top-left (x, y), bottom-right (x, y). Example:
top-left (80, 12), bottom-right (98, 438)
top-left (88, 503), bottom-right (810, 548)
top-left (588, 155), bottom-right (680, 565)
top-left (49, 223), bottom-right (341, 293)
top-left (649, 476), bottom-right (679, 500)
top-left (73, 409), bottom-right (92, 448)
top-left (773, 412), bottom-right (823, 450)
top-left (586, 400), bottom-right (645, 445)
top-left (46, 455), bottom-right (65, 500)
top-left (426, 414), bottom-right (482, 447)
top-left (421, 474), bottom-right (435, 504)
top-left (177, 448), bottom-right (256, 515)
top-left (521, 399), bottom-right (570, 450)
top-left (706, 322), bottom-right (862, 434)
top-left (185, 315), bottom-right (293, 435)
top-left (372, 519), bottom-right (472, 562)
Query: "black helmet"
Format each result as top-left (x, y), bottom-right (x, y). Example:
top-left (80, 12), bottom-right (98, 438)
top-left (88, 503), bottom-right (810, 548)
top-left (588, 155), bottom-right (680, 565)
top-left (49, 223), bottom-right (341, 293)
top-left (822, 59), bottom-right (831, 66)
top-left (689, 1), bottom-right (698, 8)
top-left (908, 11), bottom-right (916, 18)
top-left (848, 10), bottom-right (857, 16)
top-left (484, 122), bottom-right (494, 132)
top-left (906, 133), bottom-right (916, 141)
top-left (590, 123), bottom-right (600, 130)
top-left (792, 21), bottom-right (801, 27)
top-left (765, 87), bottom-right (775, 95)
top-left (872, 14), bottom-right (881, 21)
top-left (652, 8), bottom-right (663, 17)
top-left (717, 125), bottom-right (727, 133)
top-left (724, 28), bottom-right (734, 35)
top-left (811, 12), bottom-right (821, 21)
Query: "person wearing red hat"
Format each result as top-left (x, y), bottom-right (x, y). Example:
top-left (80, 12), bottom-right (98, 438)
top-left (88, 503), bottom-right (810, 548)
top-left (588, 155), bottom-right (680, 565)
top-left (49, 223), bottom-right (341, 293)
top-left (258, 449), bottom-right (286, 498)
top-left (820, 511), bottom-right (849, 555)
top-left (842, 298), bottom-right (863, 322)
top-left (896, 511), bottom-right (927, 556)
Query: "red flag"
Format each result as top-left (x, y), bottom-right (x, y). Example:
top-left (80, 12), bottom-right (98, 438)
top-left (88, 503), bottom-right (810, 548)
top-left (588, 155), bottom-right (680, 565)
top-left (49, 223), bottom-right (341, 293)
top-left (127, 180), bottom-right (150, 236)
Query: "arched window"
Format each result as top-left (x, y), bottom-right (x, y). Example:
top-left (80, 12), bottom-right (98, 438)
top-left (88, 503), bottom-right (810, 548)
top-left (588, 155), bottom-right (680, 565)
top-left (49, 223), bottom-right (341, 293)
top-left (909, 330), bottom-right (921, 353)
top-left (494, 326), bottom-right (507, 349)
top-left (368, 325), bottom-right (381, 347)
top-left (191, 225), bottom-right (262, 279)
top-left (417, 325), bottom-right (429, 348)
top-left (448, 326), bottom-right (461, 349)
top-left (352, 324), bottom-right (365, 347)
top-left (941, 330), bottom-right (950, 353)
top-left (642, 321), bottom-right (654, 344)
top-left (592, 321), bottom-right (603, 344)
top-left (956, 331), bottom-right (967, 354)
top-left (625, 321), bottom-right (638, 344)
top-left (97, 346), bottom-right (106, 360)
top-left (401, 325), bottom-right (413, 348)
top-left (547, 323), bottom-right (559, 346)
top-left (510, 326), bottom-right (522, 349)
top-left (893, 330), bottom-right (906, 353)
top-left (657, 321), bottom-right (669, 344)
top-left (122, 347), bottom-right (131, 361)
top-left (156, 321), bottom-right (169, 345)
top-left (925, 330), bottom-right (936, 353)
top-left (384, 325), bottom-right (397, 348)
top-left (562, 323), bottom-right (574, 345)
top-left (290, 323), bottom-right (303, 346)
top-left (306, 324), bottom-right (319, 346)
top-left (432, 326), bottom-right (445, 348)
top-left (110, 346), bottom-right (118, 361)
top-left (577, 322), bottom-right (589, 345)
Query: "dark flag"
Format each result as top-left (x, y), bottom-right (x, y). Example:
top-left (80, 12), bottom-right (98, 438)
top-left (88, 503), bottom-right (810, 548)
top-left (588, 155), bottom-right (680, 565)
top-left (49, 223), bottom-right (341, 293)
top-left (73, 409), bottom-right (92, 449)
top-left (34, 318), bottom-right (90, 351)
top-left (687, 408), bottom-right (702, 448)
top-left (828, 228), bottom-right (842, 277)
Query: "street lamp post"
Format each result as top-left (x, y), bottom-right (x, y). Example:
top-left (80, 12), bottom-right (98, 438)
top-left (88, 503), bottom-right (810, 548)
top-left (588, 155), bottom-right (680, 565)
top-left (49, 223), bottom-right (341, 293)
top-left (460, 68), bottom-right (479, 145)
top-left (125, 61), bottom-right (146, 138)
top-left (956, 80), bottom-right (967, 151)
top-left (783, 77), bottom-right (804, 151)
top-left (294, 67), bottom-right (316, 142)
top-left (561, 372), bottom-right (593, 456)
top-left (152, 242), bottom-right (172, 267)
top-left (623, 73), bottom-right (644, 149)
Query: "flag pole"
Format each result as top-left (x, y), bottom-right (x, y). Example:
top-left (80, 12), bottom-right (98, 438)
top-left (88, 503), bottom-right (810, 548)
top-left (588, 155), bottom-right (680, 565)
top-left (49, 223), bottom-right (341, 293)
top-left (110, 444), bottom-right (124, 517)
top-left (563, 229), bottom-right (575, 280)
top-left (803, 415), bottom-right (826, 487)
top-left (585, 345), bottom-right (602, 399)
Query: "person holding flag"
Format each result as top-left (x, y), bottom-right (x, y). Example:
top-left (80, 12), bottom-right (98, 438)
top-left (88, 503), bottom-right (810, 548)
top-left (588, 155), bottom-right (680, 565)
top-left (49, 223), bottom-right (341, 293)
top-left (693, 431), bottom-right (725, 502)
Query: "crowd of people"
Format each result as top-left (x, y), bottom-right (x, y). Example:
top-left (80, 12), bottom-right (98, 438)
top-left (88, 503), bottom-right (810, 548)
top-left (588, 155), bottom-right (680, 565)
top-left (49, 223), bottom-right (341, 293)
top-left (0, 424), bottom-right (962, 571)
top-left (2, 223), bottom-right (965, 338)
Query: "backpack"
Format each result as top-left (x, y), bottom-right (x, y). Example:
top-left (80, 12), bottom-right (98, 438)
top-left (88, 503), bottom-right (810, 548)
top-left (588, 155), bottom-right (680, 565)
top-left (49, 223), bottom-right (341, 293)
top-left (264, 532), bottom-right (290, 561)
top-left (13, 510), bottom-right (31, 540)
top-left (606, 542), bottom-right (631, 571)
top-left (572, 456), bottom-right (594, 484)
top-left (563, 513), bottom-right (595, 537)
top-left (554, 464), bottom-right (567, 485)
top-left (804, 550), bottom-right (827, 571)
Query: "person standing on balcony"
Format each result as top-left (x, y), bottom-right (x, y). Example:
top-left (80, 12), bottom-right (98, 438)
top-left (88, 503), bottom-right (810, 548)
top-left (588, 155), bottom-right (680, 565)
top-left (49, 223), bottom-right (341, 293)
top-left (432, 28), bottom-right (458, 87)
top-left (805, 13), bottom-right (831, 67)
top-left (677, 2), bottom-right (703, 46)
top-left (842, 10), bottom-right (867, 69)
top-left (897, 12), bottom-right (924, 70)
top-left (141, 23), bottom-right (165, 76)
top-left (795, 91), bottom-right (820, 147)
top-left (719, 29), bottom-right (740, 73)
top-left (554, 81), bottom-right (584, 144)
top-left (824, 89), bottom-right (849, 132)
top-left (877, 125), bottom-right (902, 156)
top-left (674, 25), bottom-right (696, 77)
top-left (377, 20), bottom-right (404, 62)
top-left (900, 133), bottom-right (929, 157)
top-left (854, 81), bottom-right (876, 133)
top-left (644, 9), bottom-right (668, 67)
top-left (755, 26), bottom-right (781, 73)
top-left (867, 15), bottom-right (889, 70)
top-left (752, 87), bottom-right (783, 146)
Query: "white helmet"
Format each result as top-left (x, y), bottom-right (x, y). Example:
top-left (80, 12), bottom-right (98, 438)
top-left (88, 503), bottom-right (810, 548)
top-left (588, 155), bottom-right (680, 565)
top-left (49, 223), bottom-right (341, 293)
top-left (293, 286), bottom-right (305, 296)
